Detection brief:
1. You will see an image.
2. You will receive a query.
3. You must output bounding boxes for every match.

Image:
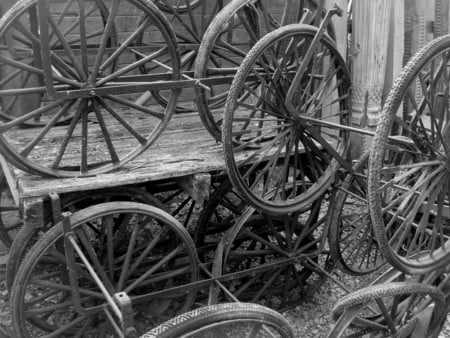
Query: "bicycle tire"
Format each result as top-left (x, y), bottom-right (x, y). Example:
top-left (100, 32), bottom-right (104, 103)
top-left (368, 34), bottom-right (450, 274)
top-left (141, 302), bottom-right (295, 338)
top-left (222, 24), bottom-right (350, 215)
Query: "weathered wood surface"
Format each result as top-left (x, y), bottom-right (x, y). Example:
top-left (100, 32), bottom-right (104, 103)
top-left (13, 112), bottom-right (228, 198)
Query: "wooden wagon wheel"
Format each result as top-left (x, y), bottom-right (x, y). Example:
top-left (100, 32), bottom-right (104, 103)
top-left (209, 195), bottom-right (327, 310)
top-left (222, 24), bottom-right (351, 215)
top-left (195, 0), bottom-right (336, 141)
top-left (6, 186), bottom-right (163, 291)
top-left (136, 0), bottom-right (223, 113)
top-left (0, 0), bottom-right (181, 177)
top-left (0, 0), bottom-right (117, 127)
top-left (194, 178), bottom-right (247, 262)
top-left (10, 202), bottom-right (199, 337)
top-left (141, 302), bottom-right (295, 338)
top-left (327, 153), bottom-right (387, 276)
top-left (368, 34), bottom-right (450, 274)
top-left (329, 282), bottom-right (446, 338)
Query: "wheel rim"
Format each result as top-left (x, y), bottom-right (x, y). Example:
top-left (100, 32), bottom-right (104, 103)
top-left (369, 37), bottom-right (450, 274)
top-left (0, 0), bottom-right (181, 177)
top-left (330, 282), bottom-right (446, 338)
top-left (222, 25), bottom-right (350, 215)
top-left (210, 195), bottom-right (328, 310)
top-left (328, 153), bottom-right (386, 276)
top-left (195, 0), bottom-right (336, 141)
top-left (6, 186), bottom-right (163, 291)
top-left (11, 202), bottom-right (199, 337)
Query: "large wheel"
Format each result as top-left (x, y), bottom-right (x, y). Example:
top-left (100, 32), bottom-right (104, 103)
top-left (138, 0), bottom-right (223, 113)
top-left (6, 186), bottom-right (163, 291)
top-left (329, 282), bottom-right (446, 338)
top-left (0, 0), bottom-right (117, 126)
top-left (328, 153), bottom-right (386, 276)
top-left (141, 302), bottom-right (295, 338)
top-left (368, 34), bottom-right (450, 274)
top-left (10, 202), bottom-right (199, 337)
top-left (222, 24), bottom-right (351, 215)
top-left (195, 0), bottom-right (336, 141)
top-left (0, 0), bottom-right (181, 177)
top-left (209, 195), bottom-right (327, 310)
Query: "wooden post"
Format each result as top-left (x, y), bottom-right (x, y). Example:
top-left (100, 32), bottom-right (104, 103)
top-left (350, 0), bottom-right (392, 155)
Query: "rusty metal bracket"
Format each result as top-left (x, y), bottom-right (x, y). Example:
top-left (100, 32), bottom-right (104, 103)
top-left (48, 192), bottom-right (62, 225)
top-left (115, 292), bottom-right (138, 338)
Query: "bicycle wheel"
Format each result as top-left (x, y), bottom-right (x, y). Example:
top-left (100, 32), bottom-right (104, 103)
top-left (328, 153), bottom-right (386, 275)
top-left (0, 0), bottom-right (181, 177)
top-left (329, 282), bottom-right (446, 338)
top-left (6, 186), bottom-right (163, 291)
top-left (138, 0), bottom-right (223, 113)
top-left (368, 34), bottom-right (450, 274)
top-left (141, 302), bottom-right (295, 338)
top-left (195, 0), bottom-right (336, 141)
top-left (10, 202), bottom-right (199, 337)
top-left (222, 24), bottom-right (351, 215)
top-left (209, 195), bottom-right (327, 310)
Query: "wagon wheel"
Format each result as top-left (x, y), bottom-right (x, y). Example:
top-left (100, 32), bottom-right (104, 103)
top-left (141, 302), bottom-right (295, 338)
top-left (195, 0), bottom-right (336, 141)
top-left (194, 179), bottom-right (247, 262)
top-left (368, 34), bottom-right (450, 274)
top-left (0, 0), bottom-right (117, 127)
top-left (0, 0), bottom-right (181, 177)
top-left (137, 0), bottom-right (223, 113)
top-left (222, 24), bottom-right (351, 215)
top-left (10, 202), bottom-right (199, 337)
top-left (209, 195), bottom-right (328, 310)
top-left (6, 186), bottom-right (162, 291)
top-left (328, 282), bottom-right (446, 338)
top-left (328, 153), bottom-right (386, 276)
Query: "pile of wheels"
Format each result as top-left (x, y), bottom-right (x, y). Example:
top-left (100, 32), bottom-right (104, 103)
top-left (0, 0), bottom-right (449, 337)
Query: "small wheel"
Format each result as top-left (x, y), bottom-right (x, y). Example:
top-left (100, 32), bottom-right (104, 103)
top-left (0, 0), bottom-right (181, 177)
top-left (6, 185), bottom-right (163, 291)
top-left (194, 179), bottom-right (247, 262)
top-left (209, 195), bottom-right (327, 310)
top-left (329, 282), bottom-right (446, 338)
top-left (141, 302), bottom-right (295, 338)
top-left (195, 0), bottom-right (336, 141)
top-left (137, 0), bottom-right (223, 113)
top-left (368, 34), bottom-right (450, 274)
top-left (222, 24), bottom-right (351, 215)
top-left (10, 202), bottom-right (199, 337)
top-left (328, 153), bottom-right (386, 275)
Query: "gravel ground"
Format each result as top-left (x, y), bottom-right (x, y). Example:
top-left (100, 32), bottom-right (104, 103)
top-left (0, 248), bottom-right (450, 337)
